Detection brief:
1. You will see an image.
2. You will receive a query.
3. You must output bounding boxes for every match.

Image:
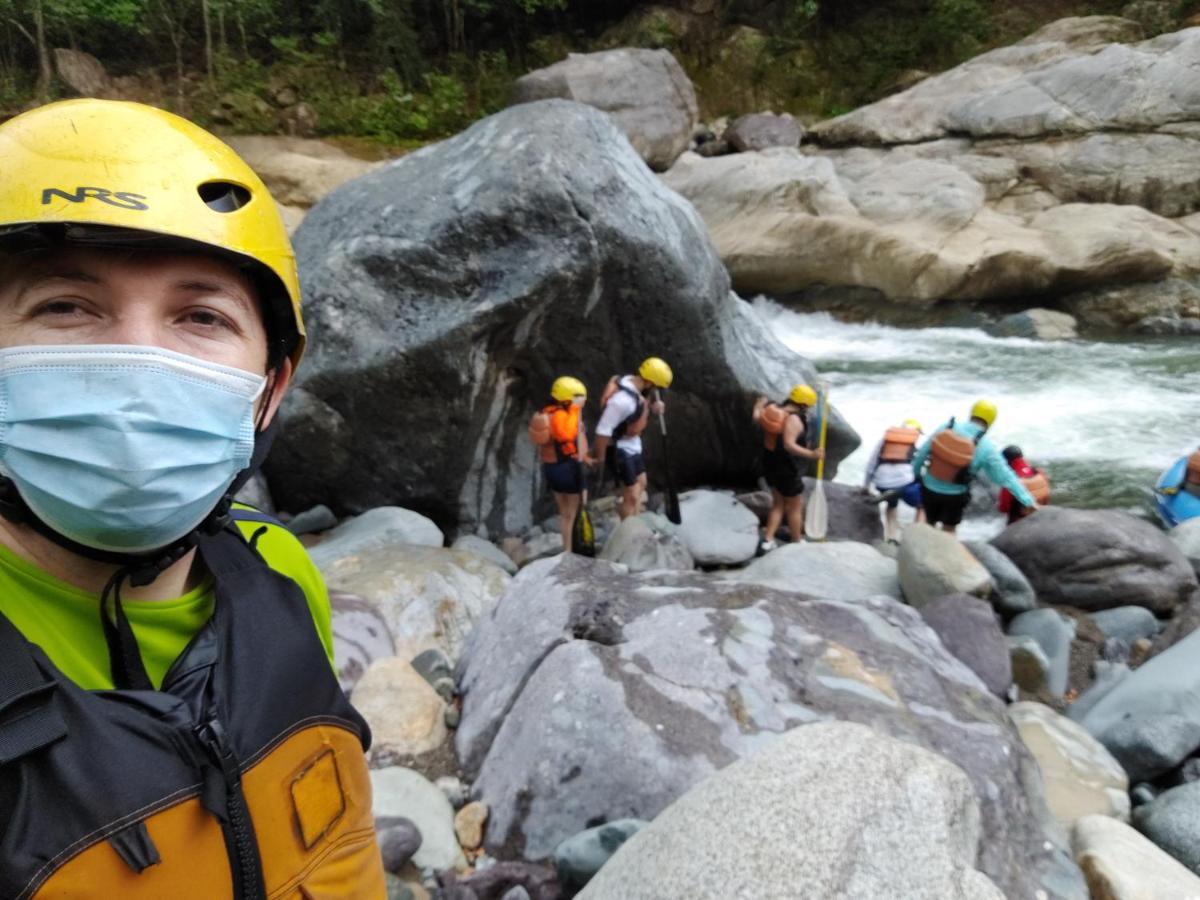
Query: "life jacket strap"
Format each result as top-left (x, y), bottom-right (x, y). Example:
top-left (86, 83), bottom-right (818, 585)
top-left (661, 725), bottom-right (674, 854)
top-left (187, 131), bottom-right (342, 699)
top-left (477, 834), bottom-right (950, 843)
top-left (0, 615), bottom-right (68, 764)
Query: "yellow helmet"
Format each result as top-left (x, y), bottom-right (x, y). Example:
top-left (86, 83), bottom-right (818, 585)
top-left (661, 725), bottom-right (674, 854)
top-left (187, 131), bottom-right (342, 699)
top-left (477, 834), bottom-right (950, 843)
top-left (789, 384), bottom-right (817, 406)
top-left (550, 375), bottom-right (587, 402)
top-left (903, 418), bottom-right (923, 432)
top-left (638, 357), bottom-right (673, 389)
top-left (971, 399), bottom-right (998, 428)
top-left (0, 99), bottom-right (304, 366)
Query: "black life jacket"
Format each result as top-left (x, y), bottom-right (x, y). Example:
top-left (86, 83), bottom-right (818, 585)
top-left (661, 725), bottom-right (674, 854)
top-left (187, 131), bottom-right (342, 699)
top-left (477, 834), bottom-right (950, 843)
top-left (0, 513), bottom-right (384, 899)
top-left (610, 379), bottom-right (646, 440)
top-left (764, 407), bottom-right (811, 471)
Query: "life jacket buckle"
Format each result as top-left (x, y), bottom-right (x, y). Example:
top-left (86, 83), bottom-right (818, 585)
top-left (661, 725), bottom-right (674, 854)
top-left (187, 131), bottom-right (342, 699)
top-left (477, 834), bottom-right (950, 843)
top-left (195, 718), bottom-right (241, 785)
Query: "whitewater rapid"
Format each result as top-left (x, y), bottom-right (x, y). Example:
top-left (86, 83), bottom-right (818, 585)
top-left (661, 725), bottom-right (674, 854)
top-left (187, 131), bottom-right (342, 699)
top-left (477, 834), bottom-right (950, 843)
top-left (754, 300), bottom-right (1200, 539)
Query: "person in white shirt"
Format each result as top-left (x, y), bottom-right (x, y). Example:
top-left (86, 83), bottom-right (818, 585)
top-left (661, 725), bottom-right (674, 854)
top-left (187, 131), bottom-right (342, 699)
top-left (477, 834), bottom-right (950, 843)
top-left (592, 357), bottom-right (673, 519)
top-left (861, 418), bottom-right (925, 542)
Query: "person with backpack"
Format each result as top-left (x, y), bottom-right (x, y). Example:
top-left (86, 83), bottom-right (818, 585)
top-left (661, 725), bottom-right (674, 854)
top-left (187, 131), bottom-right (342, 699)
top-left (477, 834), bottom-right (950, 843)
top-left (752, 384), bottom-right (825, 551)
top-left (592, 357), bottom-right (673, 520)
top-left (998, 445), bottom-right (1051, 525)
top-left (861, 418), bottom-right (925, 543)
top-left (529, 375), bottom-right (591, 551)
top-left (910, 399), bottom-right (1037, 535)
top-left (0, 100), bottom-right (385, 896)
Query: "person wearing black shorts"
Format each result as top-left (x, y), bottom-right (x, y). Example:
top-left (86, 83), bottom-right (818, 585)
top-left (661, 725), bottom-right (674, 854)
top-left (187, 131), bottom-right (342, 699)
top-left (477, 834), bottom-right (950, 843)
top-left (920, 483), bottom-right (969, 528)
top-left (752, 385), bottom-right (825, 551)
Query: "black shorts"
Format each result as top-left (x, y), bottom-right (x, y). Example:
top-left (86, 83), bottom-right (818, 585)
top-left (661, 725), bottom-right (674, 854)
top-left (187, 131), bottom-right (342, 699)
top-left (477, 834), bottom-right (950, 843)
top-left (611, 448), bottom-right (645, 487)
top-left (765, 457), bottom-right (805, 498)
top-left (921, 483), bottom-right (969, 527)
top-left (544, 459), bottom-right (583, 495)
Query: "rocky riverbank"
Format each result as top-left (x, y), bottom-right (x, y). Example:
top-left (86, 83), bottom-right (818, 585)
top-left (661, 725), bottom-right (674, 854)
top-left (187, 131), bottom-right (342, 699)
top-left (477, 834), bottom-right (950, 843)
top-left (249, 483), bottom-right (1200, 899)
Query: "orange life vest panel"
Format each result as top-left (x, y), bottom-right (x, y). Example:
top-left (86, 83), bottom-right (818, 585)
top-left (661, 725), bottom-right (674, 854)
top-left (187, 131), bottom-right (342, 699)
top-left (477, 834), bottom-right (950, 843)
top-left (1188, 451), bottom-right (1200, 485)
top-left (879, 426), bottom-right (920, 463)
top-left (1021, 470), bottom-right (1051, 505)
top-left (927, 428), bottom-right (977, 483)
top-left (601, 376), bottom-right (649, 438)
top-left (760, 403), bottom-right (787, 451)
top-left (530, 404), bottom-right (579, 463)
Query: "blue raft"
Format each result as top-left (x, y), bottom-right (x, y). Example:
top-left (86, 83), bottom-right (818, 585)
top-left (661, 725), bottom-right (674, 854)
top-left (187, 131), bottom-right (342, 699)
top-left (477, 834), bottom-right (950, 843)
top-left (1155, 456), bottom-right (1200, 529)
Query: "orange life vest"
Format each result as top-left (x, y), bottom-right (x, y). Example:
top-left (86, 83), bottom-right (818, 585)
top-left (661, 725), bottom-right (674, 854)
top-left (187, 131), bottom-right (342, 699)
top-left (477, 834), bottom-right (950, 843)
top-left (1021, 470), bottom-right (1051, 505)
top-left (600, 376), bottom-right (649, 438)
top-left (927, 427), bottom-right (978, 483)
top-left (1188, 451), bottom-right (1200, 485)
top-left (0, 521), bottom-right (385, 899)
top-left (879, 426), bottom-right (920, 464)
top-left (760, 403), bottom-right (788, 451)
top-left (529, 404), bottom-right (580, 463)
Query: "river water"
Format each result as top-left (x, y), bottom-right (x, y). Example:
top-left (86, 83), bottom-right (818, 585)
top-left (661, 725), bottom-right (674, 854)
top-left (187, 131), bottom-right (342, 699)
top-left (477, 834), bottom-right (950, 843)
top-left (754, 299), bottom-right (1200, 540)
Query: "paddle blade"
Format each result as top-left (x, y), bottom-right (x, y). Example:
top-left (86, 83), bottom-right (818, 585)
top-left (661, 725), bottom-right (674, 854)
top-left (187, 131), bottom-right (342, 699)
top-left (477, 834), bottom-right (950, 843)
top-left (572, 503), bottom-right (596, 557)
top-left (805, 481), bottom-right (829, 541)
top-left (665, 485), bottom-right (681, 525)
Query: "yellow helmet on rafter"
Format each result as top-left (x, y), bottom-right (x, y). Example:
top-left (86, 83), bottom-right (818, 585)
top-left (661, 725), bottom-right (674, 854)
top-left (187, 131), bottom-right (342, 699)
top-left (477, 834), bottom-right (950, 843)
top-left (0, 99), bottom-right (305, 367)
top-left (789, 384), bottom-right (817, 406)
top-left (638, 357), bottom-right (673, 389)
top-left (550, 375), bottom-right (587, 402)
top-left (903, 418), bottom-right (923, 432)
top-left (971, 399), bottom-right (998, 428)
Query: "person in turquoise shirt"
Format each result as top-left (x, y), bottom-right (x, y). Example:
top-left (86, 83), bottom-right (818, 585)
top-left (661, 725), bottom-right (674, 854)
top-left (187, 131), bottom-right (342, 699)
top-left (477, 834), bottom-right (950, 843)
top-left (911, 399), bottom-right (1037, 535)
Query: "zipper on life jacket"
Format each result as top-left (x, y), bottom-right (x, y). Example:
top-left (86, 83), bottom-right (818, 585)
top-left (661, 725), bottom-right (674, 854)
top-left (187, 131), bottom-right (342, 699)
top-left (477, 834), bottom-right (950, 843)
top-left (196, 718), bottom-right (266, 900)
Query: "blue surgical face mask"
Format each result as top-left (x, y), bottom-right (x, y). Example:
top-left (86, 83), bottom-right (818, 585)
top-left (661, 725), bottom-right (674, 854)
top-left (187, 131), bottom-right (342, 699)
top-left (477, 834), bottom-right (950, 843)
top-left (0, 344), bottom-right (266, 554)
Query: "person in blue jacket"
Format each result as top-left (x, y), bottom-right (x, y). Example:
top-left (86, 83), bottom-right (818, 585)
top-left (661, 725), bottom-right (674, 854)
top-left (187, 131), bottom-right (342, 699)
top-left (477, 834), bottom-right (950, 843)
top-left (911, 399), bottom-right (1037, 535)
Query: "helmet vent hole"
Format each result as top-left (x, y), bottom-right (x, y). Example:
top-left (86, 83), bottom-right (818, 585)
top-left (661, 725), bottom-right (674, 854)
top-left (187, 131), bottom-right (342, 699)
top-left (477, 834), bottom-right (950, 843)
top-left (199, 181), bottom-right (251, 213)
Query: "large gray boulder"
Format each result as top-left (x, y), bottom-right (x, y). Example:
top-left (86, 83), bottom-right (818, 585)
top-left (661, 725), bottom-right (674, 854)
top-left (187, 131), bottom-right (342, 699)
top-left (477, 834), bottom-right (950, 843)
top-left (578, 722), bottom-right (1004, 899)
top-left (455, 554), bottom-right (1081, 898)
top-left (992, 508), bottom-right (1198, 614)
top-left (920, 594), bottom-right (1011, 697)
top-left (964, 541), bottom-right (1037, 616)
top-left (898, 523), bottom-right (993, 608)
top-left (675, 489), bottom-right (760, 565)
top-left (1078, 629), bottom-right (1200, 782)
top-left (510, 49), bottom-right (698, 171)
top-left (599, 513), bottom-right (693, 572)
top-left (660, 17), bottom-right (1200, 327)
top-left (728, 540), bottom-right (900, 600)
top-left (723, 112), bottom-right (803, 152)
top-left (275, 100), bottom-right (856, 536)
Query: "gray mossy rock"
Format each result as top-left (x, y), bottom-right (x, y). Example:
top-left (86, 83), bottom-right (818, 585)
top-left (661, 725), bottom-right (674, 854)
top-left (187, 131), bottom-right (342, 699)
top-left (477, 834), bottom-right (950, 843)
top-left (455, 554), bottom-right (1078, 898)
top-left (1171, 518), bottom-right (1200, 577)
top-left (330, 589), bottom-right (396, 694)
top-left (317, 538), bottom-right (511, 666)
top-left (309, 508), bottom-right (445, 562)
top-left (577, 722), bottom-right (1004, 900)
top-left (275, 99), bottom-right (856, 537)
top-left (988, 308), bottom-right (1078, 340)
top-left (898, 523), bottom-right (993, 608)
top-left (371, 767), bottom-right (466, 871)
top-left (964, 541), bottom-right (1037, 616)
top-left (452, 534), bottom-right (520, 576)
top-left (727, 540), bottom-right (899, 601)
top-left (1010, 703), bottom-right (1129, 833)
top-left (1079, 630), bottom-right (1200, 783)
top-left (920, 594), bottom-right (1011, 697)
top-left (1009, 635), bottom-right (1051, 695)
top-left (1132, 780), bottom-right (1200, 874)
top-left (510, 48), bottom-right (698, 171)
top-left (723, 112), bottom-right (803, 152)
top-left (375, 816), bottom-right (423, 874)
top-left (1088, 606), bottom-right (1163, 645)
top-left (554, 819), bottom-right (645, 892)
top-left (1009, 609), bottom-right (1077, 699)
top-left (675, 489), bottom-right (760, 565)
top-left (599, 514), bottom-right (693, 572)
top-left (285, 503), bottom-right (337, 536)
top-left (1073, 814), bottom-right (1200, 899)
top-left (992, 508), bottom-right (1198, 614)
